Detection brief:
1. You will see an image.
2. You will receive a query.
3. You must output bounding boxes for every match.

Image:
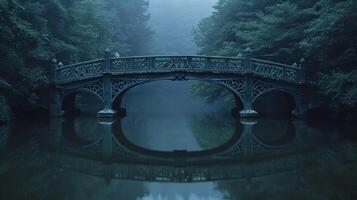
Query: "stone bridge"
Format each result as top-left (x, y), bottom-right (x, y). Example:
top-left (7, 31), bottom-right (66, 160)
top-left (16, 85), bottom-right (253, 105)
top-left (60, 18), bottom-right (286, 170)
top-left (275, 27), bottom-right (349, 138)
top-left (50, 49), bottom-right (314, 118)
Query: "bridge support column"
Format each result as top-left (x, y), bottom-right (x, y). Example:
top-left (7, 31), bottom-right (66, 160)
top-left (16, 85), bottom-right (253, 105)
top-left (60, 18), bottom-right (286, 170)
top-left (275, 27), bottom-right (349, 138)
top-left (240, 78), bottom-right (258, 118)
top-left (98, 49), bottom-right (116, 118)
top-left (97, 76), bottom-right (116, 118)
top-left (49, 59), bottom-right (63, 117)
top-left (50, 87), bottom-right (62, 117)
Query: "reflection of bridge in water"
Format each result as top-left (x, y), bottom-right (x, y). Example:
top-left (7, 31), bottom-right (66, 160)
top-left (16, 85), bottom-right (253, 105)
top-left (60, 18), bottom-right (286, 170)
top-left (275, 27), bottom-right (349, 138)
top-left (49, 49), bottom-right (317, 118)
top-left (50, 118), bottom-right (348, 183)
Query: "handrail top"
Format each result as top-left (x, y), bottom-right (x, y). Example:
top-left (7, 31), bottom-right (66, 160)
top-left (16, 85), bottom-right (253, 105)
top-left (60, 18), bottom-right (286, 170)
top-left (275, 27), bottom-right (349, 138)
top-left (59, 55), bottom-right (296, 69)
top-left (111, 55), bottom-right (243, 60)
top-left (59, 59), bottom-right (105, 69)
top-left (251, 58), bottom-right (299, 70)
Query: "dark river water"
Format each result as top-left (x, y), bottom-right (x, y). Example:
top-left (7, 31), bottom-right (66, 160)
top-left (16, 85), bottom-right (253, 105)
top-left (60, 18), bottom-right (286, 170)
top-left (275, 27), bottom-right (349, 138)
top-left (1, 81), bottom-right (357, 199)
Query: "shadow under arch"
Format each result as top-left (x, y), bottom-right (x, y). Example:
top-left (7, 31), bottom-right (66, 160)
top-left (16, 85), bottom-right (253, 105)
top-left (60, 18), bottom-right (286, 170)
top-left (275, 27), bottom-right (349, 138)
top-left (112, 78), bottom-right (245, 115)
top-left (252, 89), bottom-right (296, 117)
top-left (62, 88), bottom-right (104, 116)
top-left (251, 118), bottom-right (297, 148)
top-left (111, 118), bottom-right (244, 158)
top-left (61, 117), bottom-right (103, 147)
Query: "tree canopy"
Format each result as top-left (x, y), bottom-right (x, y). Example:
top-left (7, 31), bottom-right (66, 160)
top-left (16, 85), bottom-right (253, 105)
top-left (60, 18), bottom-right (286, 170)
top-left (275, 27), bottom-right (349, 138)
top-left (193, 0), bottom-right (357, 118)
top-left (0, 0), bottom-right (152, 122)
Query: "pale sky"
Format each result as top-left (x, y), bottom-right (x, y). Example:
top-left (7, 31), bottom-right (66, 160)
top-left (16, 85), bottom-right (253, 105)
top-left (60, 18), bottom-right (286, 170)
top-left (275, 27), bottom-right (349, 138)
top-left (147, 0), bottom-right (218, 55)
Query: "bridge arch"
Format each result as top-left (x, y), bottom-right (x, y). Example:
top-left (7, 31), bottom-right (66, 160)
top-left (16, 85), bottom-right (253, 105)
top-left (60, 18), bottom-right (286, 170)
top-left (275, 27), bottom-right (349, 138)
top-left (61, 88), bottom-right (104, 116)
top-left (111, 78), bottom-right (245, 116)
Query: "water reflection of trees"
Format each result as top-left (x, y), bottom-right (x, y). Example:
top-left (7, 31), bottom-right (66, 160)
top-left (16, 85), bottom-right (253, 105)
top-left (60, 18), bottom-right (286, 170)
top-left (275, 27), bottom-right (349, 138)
top-left (215, 142), bottom-right (357, 200)
top-left (0, 122), bottom-right (148, 200)
top-left (2, 117), bottom-right (357, 199)
top-left (189, 111), bottom-right (239, 150)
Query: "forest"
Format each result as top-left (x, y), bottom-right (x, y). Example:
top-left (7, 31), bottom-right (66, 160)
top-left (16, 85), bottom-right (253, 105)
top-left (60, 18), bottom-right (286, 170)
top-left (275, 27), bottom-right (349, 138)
top-left (192, 0), bottom-right (357, 122)
top-left (0, 0), bottom-right (357, 123)
top-left (1, 1), bottom-right (357, 199)
top-left (0, 0), bottom-right (152, 122)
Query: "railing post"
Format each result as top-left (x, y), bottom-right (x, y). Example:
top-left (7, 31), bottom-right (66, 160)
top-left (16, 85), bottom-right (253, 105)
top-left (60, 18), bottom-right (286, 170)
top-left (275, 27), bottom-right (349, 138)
top-left (148, 57), bottom-right (154, 69)
top-left (243, 47), bottom-right (253, 73)
top-left (282, 63), bottom-right (289, 81)
top-left (104, 48), bottom-right (112, 73)
top-left (98, 48), bottom-right (116, 118)
top-left (51, 58), bottom-right (58, 83)
top-left (205, 57), bottom-right (211, 70)
top-left (240, 78), bottom-right (258, 118)
top-left (236, 53), bottom-right (243, 72)
top-left (50, 58), bottom-right (62, 117)
top-left (299, 58), bottom-right (306, 83)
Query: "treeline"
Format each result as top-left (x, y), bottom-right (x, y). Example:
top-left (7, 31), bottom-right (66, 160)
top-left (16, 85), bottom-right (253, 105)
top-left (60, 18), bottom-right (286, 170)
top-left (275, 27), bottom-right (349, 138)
top-left (0, 0), bottom-right (152, 122)
top-left (193, 0), bottom-right (357, 119)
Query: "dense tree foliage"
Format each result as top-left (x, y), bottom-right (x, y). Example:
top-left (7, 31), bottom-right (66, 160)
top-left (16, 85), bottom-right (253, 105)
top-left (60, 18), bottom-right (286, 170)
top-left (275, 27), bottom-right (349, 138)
top-left (192, 0), bottom-right (357, 120)
top-left (0, 0), bottom-right (152, 122)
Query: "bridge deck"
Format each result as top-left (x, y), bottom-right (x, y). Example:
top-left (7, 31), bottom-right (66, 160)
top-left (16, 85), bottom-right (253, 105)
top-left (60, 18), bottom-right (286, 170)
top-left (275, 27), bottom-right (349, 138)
top-left (53, 56), bottom-right (305, 84)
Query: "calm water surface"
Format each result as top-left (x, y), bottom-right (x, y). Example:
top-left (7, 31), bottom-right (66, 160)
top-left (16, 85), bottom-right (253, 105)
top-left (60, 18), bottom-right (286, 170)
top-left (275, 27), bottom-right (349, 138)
top-left (1, 82), bottom-right (357, 200)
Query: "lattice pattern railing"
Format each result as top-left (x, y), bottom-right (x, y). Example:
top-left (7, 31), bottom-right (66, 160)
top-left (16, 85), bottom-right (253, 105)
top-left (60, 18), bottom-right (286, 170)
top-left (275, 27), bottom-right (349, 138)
top-left (56, 59), bottom-right (104, 83)
top-left (54, 56), bottom-right (304, 84)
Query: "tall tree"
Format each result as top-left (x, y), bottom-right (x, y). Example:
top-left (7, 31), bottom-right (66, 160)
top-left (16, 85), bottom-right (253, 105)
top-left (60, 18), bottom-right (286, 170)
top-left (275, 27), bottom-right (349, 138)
top-left (192, 0), bottom-right (357, 119)
top-left (0, 0), bottom-right (152, 122)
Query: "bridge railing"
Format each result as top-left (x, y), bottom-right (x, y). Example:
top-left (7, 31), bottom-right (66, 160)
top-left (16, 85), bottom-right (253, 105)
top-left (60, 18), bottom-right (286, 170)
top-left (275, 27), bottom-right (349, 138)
top-left (53, 55), bottom-right (305, 84)
top-left (110, 56), bottom-right (245, 73)
top-left (250, 58), bottom-right (302, 82)
top-left (55, 59), bottom-right (105, 83)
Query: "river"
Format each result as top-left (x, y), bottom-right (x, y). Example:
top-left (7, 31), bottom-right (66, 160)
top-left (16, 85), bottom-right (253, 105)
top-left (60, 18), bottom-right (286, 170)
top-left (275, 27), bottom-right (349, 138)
top-left (0, 81), bottom-right (356, 200)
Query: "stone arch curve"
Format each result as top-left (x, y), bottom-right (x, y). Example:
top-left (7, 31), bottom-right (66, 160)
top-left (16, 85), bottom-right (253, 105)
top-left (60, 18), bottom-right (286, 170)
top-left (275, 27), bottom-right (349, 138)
top-left (62, 88), bottom-right (104, 104)
top-left (111, 77), bottom-right (246, 112)
top-left (111, 79), bottom-right (151, 105)
top-left (212, 79), bottom-right (245, 105)
top-left (61, 79), bottom-right (105, 104)
top-left (61, 86), bottom-right (105, 116)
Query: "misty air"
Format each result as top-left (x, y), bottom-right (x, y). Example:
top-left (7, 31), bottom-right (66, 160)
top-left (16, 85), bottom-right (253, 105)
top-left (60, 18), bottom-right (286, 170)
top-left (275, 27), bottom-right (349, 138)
top-left (0, 0), bottom-right (357, 199)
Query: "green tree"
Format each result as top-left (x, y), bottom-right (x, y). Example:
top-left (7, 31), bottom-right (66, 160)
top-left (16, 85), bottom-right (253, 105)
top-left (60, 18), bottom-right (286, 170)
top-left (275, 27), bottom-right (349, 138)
top-left (192, 0), bottom-right (357, 119)
top-left (0, 0), bottom-right (152, 122)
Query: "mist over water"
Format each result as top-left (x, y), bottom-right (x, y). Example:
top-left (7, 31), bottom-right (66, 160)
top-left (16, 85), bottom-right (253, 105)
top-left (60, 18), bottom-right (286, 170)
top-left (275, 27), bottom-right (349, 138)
top-left (1, 0), bottom-right (357, 199)
top-left (121, 81), bottom-right (235, 151)
top-left (147, 0), bottom-right (218, 55)
top-left (121, 0), bottom-right (222, 151)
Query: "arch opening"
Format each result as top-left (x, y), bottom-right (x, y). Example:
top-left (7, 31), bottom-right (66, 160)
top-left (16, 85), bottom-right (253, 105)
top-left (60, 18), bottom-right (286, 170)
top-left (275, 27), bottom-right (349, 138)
top-left (113, 80), bottom-right (242, 153)
top-left (62, 90), bottom-right (104, 117)
top-left (253, 90), bottom-right (296, 117)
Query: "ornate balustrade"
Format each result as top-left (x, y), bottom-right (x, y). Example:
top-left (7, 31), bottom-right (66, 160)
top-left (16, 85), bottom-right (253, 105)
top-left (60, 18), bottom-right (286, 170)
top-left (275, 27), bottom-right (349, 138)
top-left (55, 59), bottom-right (105, 83)
top-left (53, 55), bottom-right (304, 84)
top-left (251, 58), bottom-right (301, 82)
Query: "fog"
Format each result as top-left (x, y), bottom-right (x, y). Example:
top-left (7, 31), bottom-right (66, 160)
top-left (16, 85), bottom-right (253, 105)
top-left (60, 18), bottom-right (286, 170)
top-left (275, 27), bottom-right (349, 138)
top-left (147, 0), bottom-right (218, 55)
